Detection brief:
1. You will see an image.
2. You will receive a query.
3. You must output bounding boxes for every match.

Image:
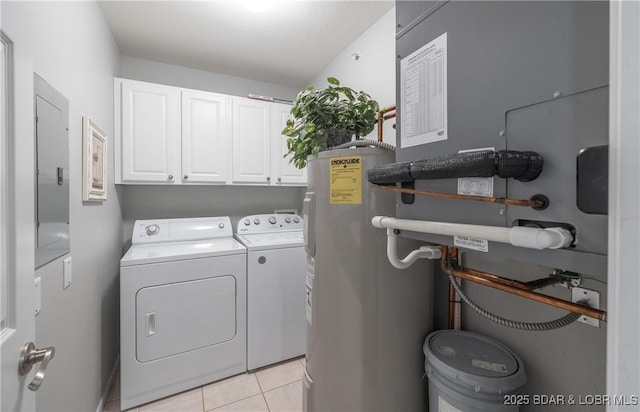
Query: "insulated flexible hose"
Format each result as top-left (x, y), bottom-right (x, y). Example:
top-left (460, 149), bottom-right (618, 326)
top-left (448, 274), bottom-right (582, 331)
top-left (331, 139), bottom-right (396, 152)
top-left (367, 150), bottom-right (543, 184)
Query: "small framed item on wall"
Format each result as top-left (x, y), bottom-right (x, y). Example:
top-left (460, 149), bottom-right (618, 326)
top-left (82, 116), bottom-right (107, 201)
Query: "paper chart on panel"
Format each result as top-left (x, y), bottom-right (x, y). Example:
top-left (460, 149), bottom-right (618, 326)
top-left (400, 32), bottom-right (448, 148)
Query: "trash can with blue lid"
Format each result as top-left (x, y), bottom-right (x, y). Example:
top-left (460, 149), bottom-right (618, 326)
top-left (424, 330), bottom-right (527, 411)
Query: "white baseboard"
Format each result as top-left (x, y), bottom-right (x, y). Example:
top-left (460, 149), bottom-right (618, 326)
top-left (96, 355), bottom-right (120, 412)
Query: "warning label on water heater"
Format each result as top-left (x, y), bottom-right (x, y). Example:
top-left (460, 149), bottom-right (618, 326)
top-left (330, 156), bottom-right (362, 204)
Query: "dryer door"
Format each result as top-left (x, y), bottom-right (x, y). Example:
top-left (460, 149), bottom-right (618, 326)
top-left (136, 276), bottom-right (237, 362)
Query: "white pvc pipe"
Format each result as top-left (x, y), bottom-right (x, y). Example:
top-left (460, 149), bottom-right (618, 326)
top-left (385, 228), bottom-right (441, 269)
top-left (372, 216), bottom-right (573, 250)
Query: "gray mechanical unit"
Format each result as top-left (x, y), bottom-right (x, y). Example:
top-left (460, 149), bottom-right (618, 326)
top-left (394, 1), bottom-right (609, 276)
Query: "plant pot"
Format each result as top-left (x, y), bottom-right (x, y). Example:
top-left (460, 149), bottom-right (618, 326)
top-left (325, 129), bottom-right (354, 149)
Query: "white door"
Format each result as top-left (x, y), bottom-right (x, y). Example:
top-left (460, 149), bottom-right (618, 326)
top-left (1, 31), bottom-right (37, 412)
top-left (120, 79), bottom-right (180, 183)
top-left (182, 90), bottom-right (229, 184)
top-left (271, 102), bottom-right (307, 185)
top-left (231, 97), bottom-right (271, 184)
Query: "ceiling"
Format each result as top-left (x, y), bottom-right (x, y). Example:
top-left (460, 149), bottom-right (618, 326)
top-left (98, 0), bottom-right (394, 88)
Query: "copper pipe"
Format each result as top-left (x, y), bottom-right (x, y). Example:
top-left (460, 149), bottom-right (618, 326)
top-left (442, 246), bottom-right (458, 329)
top-left (454, 267), bottom-right (567, 291)
top-left (383, 112), bottom-right (396, 120)
top-left (439, 253), bottom-right (607, 321)
top-left (377, 114), bottom-right (384, 142)
top-left (462, 267), bottom-right (533, 290)
top-left (371, 183), bottom-right (545, 208)
top-left (448, 280), bottom-right (456, 329)
top-left (379, 105), bottom-right (396, 114)
top-left (441, 245), bottom-right (449, 262)
top-left (377, 105), bottom-right (397, 142)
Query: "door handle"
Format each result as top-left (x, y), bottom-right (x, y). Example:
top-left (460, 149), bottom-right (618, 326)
top-left (19, 342), bottom-right (55, 391)
top-left (145, 312), bottom-right (157, 337)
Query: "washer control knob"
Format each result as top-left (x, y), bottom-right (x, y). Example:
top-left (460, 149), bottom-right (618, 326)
top-left (244, 219), bottom-right (251, 226)
top-left (254, 218), bottom-right (260, 225)
top-left (218, 223), bottom-right (225, 229)
top-left (268, 216), bottom-right (277, 224)
top-left (145, 224), bottom-right (160, 236)
top-left (293, 217), bottom-right (300, 223)
top-left (285, 217), bottom-right (292, 223)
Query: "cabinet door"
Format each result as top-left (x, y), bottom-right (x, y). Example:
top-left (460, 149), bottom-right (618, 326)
top-left (271, 103), bottom-right (307, 185)
top-left (182, 91), bottom-right (229, 183)
top-left (120, 80), bottom-right (180, 183)
top-left (232, 98), bottom-right (271, 184)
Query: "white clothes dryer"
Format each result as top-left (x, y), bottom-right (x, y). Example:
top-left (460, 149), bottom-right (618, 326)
top-left (235, 214), bottom-right (306, 370)
top-left (120, 217), bottom-right (246, 410)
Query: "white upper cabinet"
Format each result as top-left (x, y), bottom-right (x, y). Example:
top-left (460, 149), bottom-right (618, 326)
top-left (271, 102), bottom-right (307, 185)
top-left (231, 97), bottom-right (271, 184)
top-left (118, 79), bottom-right (180, 183)
top-left (115, 78), bottom-right (306, 186)
top-left (182, 90), bottom-right (230, 183)
top-left (231, 99), bottom-right (307, 186)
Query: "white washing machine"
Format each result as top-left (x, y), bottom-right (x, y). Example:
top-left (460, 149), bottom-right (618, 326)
top-left (120, 217), bottom-right (247, 410)
top-left (235, 214), bottom-right (306, 370)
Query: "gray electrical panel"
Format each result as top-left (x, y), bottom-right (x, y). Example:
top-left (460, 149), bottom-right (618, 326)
top-left (394, 1), bottom-right (609, 276)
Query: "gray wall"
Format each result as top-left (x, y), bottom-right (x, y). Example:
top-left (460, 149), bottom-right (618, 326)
top-left (2, 2), bottom-right (123, 411)
top-left (119, 57), bottom-right (306, 244)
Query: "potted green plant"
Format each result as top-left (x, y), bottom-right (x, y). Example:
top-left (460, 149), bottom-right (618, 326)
top-left (282, 77), bottom-right (380, 169)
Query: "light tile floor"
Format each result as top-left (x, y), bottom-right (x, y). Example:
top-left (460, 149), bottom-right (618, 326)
top-left (104, 358), bottom-right (305, 412)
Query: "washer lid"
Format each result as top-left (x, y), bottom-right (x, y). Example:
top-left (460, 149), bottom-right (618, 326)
top-left (121, 238), bottom-right (246, 266)
top-left (235, 231), bottom-right (304, 250)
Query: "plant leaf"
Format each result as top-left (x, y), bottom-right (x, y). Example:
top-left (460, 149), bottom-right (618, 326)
top-left (326, 77), bottom-right (340, 86)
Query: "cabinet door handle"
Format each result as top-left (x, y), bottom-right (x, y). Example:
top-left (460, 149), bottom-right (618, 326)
top-left (168, 175), bottom-right (174, 181)
top-left (183, 175), bottom-right (188, 179)
top-left (266, 176), bottom-right (271, 181)
top-left (277, 177), bottom-right (282, 183)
